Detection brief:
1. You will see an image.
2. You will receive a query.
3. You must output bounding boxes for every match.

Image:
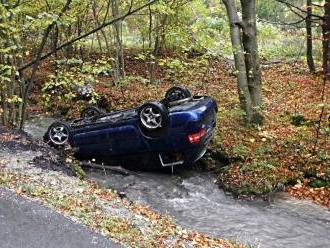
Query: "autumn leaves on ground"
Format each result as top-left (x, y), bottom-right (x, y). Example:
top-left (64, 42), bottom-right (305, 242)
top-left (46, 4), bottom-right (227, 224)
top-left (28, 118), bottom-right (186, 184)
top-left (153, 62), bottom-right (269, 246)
top-left (31, 53), bottom-right (330, 209)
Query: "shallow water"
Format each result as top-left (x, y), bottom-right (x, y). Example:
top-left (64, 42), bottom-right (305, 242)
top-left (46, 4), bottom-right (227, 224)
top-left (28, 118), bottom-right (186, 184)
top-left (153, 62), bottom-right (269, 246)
top-left (24, 116), bottom-right (56, 140)
top-left (25, 116), bottom-right (330, 248)
top-left (86, 169), bottom-right (330, 248)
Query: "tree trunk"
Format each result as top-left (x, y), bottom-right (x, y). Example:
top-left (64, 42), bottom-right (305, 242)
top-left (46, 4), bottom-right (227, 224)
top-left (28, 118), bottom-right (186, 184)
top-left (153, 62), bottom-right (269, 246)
top-left (153, 13), bottom-right (168, 56)
top-left (323, 0), bottom-right (330, 79)
top-left (112, 0), bottom-right (125, 79)
top-left (19, 0), bottom-right (73, 129)
top-left (222, 0), bottom-right (263, 124)
top-left (148, 5), bottom-right (153, 49)
top-left (65, 25), bottom-right (74, 57)
top-left (51, 25), bottom-right (59, 57)
top-left (91, 0), bottom-right (112, 58)
top-left (92, 1), bottom-right (104, 53)
top-left (306, 0), bottom-right (315, 74)
top-left (1, 0), bottom-right (156, 129)
top-left (241, 0), bottom-right (263, 124)
top-left (0, 3), bottom-right (25, 127)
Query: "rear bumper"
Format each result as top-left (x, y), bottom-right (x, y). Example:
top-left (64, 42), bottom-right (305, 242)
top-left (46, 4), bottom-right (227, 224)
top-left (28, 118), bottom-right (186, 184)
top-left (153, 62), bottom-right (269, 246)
top-left (183, 144), bottom-right (209, 165)
top-left (158, 126), bottom-right (214, 167)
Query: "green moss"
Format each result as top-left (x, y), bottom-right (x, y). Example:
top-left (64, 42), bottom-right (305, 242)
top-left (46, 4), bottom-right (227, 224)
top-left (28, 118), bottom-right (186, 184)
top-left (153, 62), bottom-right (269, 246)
top-left (290, 114), bottom-right (306, 126)
top-left (310, 179), bottom-right (327, 188)
top-left (71, 163), bottom-right (86, 179)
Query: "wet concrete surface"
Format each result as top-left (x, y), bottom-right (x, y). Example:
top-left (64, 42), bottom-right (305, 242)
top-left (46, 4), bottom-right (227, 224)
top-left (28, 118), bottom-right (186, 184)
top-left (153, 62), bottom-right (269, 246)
top-left (0, 187), bottom-right (122, 248)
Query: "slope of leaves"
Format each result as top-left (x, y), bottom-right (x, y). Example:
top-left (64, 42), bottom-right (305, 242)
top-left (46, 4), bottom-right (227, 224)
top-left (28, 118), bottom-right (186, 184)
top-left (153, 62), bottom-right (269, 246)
top-left (30, 54), bottom-right (330, 208)
top-left (214, 63), bottom-right (330, 208)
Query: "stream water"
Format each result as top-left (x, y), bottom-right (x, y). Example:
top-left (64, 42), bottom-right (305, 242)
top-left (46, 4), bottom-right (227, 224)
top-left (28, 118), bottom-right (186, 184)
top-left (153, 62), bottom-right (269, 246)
top-left (25, 116), bottom-right (330, 248)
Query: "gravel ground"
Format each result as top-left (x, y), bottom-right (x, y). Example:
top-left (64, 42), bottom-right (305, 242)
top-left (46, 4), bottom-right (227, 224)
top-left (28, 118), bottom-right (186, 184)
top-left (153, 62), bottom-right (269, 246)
top-left (0, 126), bottom-right (238, 247)
top-left (0, 126), bottom-right (158, 246)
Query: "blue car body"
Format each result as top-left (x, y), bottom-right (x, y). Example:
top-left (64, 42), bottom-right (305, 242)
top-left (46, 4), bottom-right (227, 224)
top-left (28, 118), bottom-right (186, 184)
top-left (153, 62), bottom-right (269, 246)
top-left (45, 88), bottom-right (217, 168)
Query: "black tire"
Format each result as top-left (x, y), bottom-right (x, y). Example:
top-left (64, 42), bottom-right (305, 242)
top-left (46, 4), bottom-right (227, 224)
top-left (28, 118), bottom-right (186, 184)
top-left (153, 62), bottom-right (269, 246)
top-left (164, 86), bottom-right (192, 106)
top-left (44, 121), bottom-right (71, 148)
top-left (80, 106), bottom-right (101, 119)
top-left (138, 101), bottom-right (168, 137)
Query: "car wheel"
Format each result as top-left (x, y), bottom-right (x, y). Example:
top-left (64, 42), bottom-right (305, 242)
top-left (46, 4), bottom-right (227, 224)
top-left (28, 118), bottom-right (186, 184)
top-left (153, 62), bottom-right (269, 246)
top-left (80, 106), bottom-right (101, 119)
top-left (165, 86), bottom-right (192, 106)
top-left (139, 101), bottom-right (168, 131)
top-left (44, 121), bottom-right (71, 147)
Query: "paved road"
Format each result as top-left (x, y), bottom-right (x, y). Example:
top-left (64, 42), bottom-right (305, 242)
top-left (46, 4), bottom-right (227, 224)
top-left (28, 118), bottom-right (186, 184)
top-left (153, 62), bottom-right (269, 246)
top-left (0, 187), bottom-right (122, 248)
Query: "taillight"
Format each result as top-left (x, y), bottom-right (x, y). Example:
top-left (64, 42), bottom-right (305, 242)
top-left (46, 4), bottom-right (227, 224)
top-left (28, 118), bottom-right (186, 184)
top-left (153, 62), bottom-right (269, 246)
top-left (188, 128), bottom-right (207, 144)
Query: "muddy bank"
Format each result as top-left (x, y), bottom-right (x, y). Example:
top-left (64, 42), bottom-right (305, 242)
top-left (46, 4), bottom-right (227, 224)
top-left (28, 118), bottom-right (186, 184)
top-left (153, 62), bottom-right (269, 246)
top-left (0, 126), bottom-right (75, 176)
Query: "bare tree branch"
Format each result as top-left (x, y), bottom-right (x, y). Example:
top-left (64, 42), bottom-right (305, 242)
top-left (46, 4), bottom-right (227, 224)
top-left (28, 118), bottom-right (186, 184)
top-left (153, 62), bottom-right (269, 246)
top-left (103, 0), bottom-right (112, 24)
top-left (19, 0), bottom-right (73, 128)
top-left (18, 0), bottom-right (157, 71)
top-left (286, 3), bottom-right (306, 19)
top-left (258, 17), bottom-right (306, 27)
top-left (311, 3), bottom-right (324, 8)
top-left (276, 0), bottom-right (324, 20)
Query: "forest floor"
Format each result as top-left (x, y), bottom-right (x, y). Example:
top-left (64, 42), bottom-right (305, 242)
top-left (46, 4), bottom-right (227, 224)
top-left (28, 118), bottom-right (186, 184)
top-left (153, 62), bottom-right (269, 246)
top-left (28, 53), bottom-right (330, 209)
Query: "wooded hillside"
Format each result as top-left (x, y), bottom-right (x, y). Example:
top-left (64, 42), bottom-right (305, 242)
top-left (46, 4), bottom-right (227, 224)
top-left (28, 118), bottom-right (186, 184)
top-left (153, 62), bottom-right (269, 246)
top-left (1, 0), bottom-right (329, 207)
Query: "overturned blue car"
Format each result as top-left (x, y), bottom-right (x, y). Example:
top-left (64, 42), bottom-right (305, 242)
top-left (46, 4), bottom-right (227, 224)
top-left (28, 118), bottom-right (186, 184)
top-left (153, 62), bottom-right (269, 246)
top-left (44, 86), bottom-right (217, 169)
